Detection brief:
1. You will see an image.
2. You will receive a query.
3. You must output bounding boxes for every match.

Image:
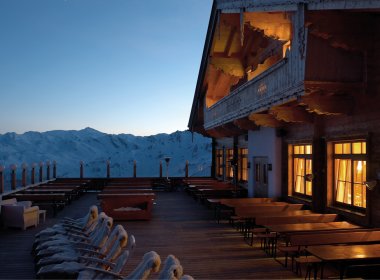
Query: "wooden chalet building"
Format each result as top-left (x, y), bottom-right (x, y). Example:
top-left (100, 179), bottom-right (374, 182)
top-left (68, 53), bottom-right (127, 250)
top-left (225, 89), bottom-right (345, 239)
top-left (189, 0), bottom-right (380, 227)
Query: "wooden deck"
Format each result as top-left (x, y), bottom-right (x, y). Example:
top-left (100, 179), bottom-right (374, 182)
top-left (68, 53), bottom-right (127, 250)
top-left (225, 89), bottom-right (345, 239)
top-left (0, 189), bottom-right (334, 279)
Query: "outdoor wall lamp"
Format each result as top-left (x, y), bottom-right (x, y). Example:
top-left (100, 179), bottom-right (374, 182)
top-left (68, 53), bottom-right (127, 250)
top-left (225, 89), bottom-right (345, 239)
top-left (364, 180), bottom-right (377, 191)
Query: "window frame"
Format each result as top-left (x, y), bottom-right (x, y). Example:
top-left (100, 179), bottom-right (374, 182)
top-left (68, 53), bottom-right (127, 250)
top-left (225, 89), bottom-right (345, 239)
top-left (290, 143), bottom-right (313, 198)
top-left (332, 140), bottom-right (367, 211)
top-left (238, 148), bottom-right (248, 183)
top-left (215, 148), bottom-right (224, 178)
top-left (225, 148), bottom-right (234, 179)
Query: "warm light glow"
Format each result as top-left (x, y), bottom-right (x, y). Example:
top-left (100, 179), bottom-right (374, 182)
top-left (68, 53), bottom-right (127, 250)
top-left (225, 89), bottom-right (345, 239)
top-left (282, 40), bottom-right (291, 57)
top-left (357, 161), bottom-right (363, 173)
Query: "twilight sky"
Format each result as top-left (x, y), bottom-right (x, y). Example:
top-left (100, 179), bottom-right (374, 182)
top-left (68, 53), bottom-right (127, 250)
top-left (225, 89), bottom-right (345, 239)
top-left (0, 0), bottom-right (212, 136)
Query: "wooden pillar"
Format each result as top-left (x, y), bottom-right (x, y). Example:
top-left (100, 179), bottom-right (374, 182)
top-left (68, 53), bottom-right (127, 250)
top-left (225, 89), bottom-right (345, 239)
top-left (53, 161), bottom-right (57, 178)
top-left (46, 161), bottom-right (50, 180)
top-left (159, 161), bottom-right (163, 178)
top-left (312, 117), bottom-right (326, 213)
top-left (185, 160), bottom-right (189, 178)
top-left (39, 162), bottom-right (44, 182)
top-left (106, 160), bottom-right (110, 178)
top-left (11, 164), bottom-right (17, 190)
top-left (133, 160), bottom-right (137, 178)
top-left (80, 161), bottom-right (84, 179)
top-left (0, 165), bottom-right (4, 194)
top-left (22, 163), bottom-right (27, 187)
top-left (31, 163), bottom-right (36, 185)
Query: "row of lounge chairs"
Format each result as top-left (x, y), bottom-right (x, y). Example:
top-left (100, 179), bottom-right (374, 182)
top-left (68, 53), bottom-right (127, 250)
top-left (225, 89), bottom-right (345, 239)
top-left (32, 205), bottom-right (193, 279)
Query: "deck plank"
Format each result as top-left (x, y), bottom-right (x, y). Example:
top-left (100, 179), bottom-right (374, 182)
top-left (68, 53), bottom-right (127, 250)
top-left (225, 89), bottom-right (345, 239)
top-left (0, 189), bottom-right (318, 279)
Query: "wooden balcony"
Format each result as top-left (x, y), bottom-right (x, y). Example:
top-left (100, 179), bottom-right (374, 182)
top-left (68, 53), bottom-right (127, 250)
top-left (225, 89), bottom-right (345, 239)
top-left (203, 56), bottom-right (304, 130)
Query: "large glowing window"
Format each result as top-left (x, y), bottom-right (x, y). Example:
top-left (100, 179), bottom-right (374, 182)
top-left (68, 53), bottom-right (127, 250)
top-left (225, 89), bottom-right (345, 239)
top-left (334, 141), bottom-right (366, 208)
top-left (215, 149), bottom-right (223, 177)
top-left (292, 144), bottom-right (313, 196)
top-left (238, 148), bottom-right (248, 182)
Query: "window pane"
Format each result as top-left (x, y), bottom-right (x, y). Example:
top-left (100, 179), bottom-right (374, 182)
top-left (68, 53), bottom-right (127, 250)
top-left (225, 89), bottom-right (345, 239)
top-left (305, 145), bottom-right (312, 154)
top-left (294, 146), bottom-right (300, 154)
top-left (335, 144), bottom-right (342, 154)
top-left (353, 184), bottom-right (366, 207)
top-left (335, 159), bottom-right (351, 204)
top-left (352, 142), bottom-right (362, 154)
top-left (362, 142), bottom-right (366, 154)
top-left (299, 145), bottom-right (305, 154)
top-left (294, 158), bottom-right (305, 194)
top-left (353, 160), bottom-right (366, 208)
top-left (242, 157), bottom-right (248, 181)
top-left (343, 143), bottom-right (351, 154)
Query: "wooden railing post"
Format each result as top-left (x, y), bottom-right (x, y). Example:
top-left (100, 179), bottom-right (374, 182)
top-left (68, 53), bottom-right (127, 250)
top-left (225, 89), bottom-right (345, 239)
top-left (31, 163), bottom-right (36, 185)
top-left (0, 165), bottom-right (4, 194)
top-left (11, 164), bottom-right (17, 190)
top-left (159, 161), bottom-right (163, 178)
top-left (185, 160), bottom-right (189, 178)
top-left (39, 162), bottom-right (44, 182)
top-left (80, 161), bottom-right (84, 179)
top-left (106, 160), bottom-right (110, 178)
top-left (22, 163), bottom-right (27, 187)
top-left (53, 160), bottom-right (57, 178)
top-left (133, 160), bottom-right (137, 178)
top-left (46, 161), bottom-right (50, 180)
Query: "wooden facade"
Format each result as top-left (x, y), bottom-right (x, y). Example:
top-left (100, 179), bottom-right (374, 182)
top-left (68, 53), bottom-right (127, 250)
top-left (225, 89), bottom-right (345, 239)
top-left (189, 0), bottom-right (380, 226)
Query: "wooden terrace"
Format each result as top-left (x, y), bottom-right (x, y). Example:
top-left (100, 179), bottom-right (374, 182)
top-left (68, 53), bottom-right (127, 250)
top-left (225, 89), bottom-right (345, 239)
top-left (0, 185), bottom-right (351, 279)
top-left (0, 187), bottom-right (292, 279)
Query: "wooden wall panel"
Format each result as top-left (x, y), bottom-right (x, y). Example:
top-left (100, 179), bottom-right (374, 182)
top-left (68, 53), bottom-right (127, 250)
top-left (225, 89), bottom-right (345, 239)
top-left (305, 34), bottom-right (364, 82)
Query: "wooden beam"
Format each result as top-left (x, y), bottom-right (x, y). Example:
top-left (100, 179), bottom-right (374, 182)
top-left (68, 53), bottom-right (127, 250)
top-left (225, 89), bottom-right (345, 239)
top-left (205, 122), bottom-right (246, 138)
top-left (233, 118), bottom-right (259, 131)
top-left (269, 105), bottom-right (313, 123)
top-left (299, 94), bottom-right (353, 115)
top-left (209, 57), bottom-right (245, 77)
top-left (248, 113), bottom-right (284, 127)
top-left (205, 128), bottom-right (225, 138)
top-left (225, 26), bottom-right (238, 57)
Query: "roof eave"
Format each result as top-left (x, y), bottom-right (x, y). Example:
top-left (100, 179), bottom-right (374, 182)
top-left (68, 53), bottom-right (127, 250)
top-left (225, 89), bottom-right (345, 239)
top-left (188, 0), bottom-right (218, 131)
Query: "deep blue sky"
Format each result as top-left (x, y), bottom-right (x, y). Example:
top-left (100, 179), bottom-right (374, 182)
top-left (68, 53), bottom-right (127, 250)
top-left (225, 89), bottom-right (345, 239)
top-left (0, 0), bottom-right (212, 135)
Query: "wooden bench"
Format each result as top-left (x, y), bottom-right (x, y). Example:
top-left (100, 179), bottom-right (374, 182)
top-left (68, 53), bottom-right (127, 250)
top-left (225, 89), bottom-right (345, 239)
top-left (98, 193), bottom-right (155, 220)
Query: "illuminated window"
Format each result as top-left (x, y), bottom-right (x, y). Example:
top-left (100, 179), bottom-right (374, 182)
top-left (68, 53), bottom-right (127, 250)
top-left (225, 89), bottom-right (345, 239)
top-left (225, 149), bottom-right (234, 179)
top-left (215, 149), bottom-right (223, 177)
top-left (292, 144), bottom-right (313, 196)
top-left (238, 148), bottom-right (248, 182)
top-left (334, 141), bottom-right (366, 208)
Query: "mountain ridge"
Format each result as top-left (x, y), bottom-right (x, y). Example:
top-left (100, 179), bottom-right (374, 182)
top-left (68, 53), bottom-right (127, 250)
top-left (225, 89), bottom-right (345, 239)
top-left (0, 128), bottom-right (212, 184)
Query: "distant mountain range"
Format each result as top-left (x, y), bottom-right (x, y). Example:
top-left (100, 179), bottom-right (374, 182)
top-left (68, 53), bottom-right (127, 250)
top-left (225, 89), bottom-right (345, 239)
top-left (0, 128), bottom-right (212, 187)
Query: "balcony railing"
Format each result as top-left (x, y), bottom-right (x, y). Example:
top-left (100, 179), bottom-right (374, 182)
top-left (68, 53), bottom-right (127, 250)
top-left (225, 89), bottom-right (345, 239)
top-left (204, 56), bottom-right (304, 129)
top-left (0, 159), bottom-right (211, 194)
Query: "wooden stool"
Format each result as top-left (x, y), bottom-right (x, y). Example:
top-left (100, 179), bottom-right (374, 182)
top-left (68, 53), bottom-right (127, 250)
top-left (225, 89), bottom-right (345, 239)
top-left (38, 209), bottom-right (47, 224)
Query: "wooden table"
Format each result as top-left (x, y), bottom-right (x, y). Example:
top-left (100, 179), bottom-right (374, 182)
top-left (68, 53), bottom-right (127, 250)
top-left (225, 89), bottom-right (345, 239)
top-left (265, 221), bottom-right (361, 258)
top-left (266, 221), bottom-right (361, 235)
top-left (307, 244), bottom-right (380, 279)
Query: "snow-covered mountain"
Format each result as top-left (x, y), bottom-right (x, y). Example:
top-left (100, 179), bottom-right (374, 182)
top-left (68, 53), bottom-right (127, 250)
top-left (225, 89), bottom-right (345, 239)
top-left (0, 128), bottom-right (212, 187)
